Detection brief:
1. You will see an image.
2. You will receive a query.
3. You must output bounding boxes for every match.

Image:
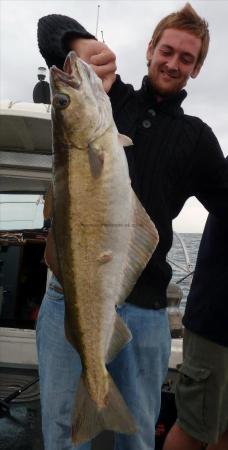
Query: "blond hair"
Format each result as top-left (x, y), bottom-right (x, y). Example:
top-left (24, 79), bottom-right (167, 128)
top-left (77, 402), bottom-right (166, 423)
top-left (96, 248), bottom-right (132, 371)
top-left (150, 3), bottom-right (209, 67)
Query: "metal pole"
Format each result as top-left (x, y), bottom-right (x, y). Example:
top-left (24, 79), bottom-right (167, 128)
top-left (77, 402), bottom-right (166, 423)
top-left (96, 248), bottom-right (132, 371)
top-left (173, 231), bottom-right (192, 272)
top-left (95, 4), bottom-right (100, 38)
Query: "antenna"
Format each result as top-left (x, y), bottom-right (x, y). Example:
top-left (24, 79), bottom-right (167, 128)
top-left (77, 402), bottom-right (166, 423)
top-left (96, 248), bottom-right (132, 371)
top-left (95, 4), bottom-right (100, 38)
top-left (101, 30), bottom-right (104, 43)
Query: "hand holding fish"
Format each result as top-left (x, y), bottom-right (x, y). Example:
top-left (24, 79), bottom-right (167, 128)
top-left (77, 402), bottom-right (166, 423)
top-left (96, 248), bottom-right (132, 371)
top-left (69, 37), bottom-right (116, 92)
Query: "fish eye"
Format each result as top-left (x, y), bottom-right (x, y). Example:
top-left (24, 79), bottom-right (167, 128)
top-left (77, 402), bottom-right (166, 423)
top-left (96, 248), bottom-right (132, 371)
top-left (52, 93), bottom-right (70, 109)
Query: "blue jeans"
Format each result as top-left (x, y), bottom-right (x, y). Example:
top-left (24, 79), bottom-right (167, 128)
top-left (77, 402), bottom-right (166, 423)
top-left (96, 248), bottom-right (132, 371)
top-left (36, 276), bottom-right (171, 450)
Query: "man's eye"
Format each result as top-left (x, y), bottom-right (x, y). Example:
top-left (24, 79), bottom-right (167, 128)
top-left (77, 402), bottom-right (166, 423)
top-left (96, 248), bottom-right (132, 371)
top-left (52, 93), bottom-right (70, 109)
top-left (181, 55), bottom-right (194, 65)
top-left (161, 50), bottom-right (171, 56)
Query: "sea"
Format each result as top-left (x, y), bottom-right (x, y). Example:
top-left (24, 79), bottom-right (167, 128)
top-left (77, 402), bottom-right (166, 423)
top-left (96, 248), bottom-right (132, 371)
top-left (168, 233), bottom-right (202, 311)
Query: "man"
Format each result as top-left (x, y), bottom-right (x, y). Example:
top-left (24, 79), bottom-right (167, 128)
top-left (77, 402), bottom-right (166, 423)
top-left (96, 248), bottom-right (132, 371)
top-left (163, 206), bottom-right (228, 450)
top-left (36, 4), bottom-right (228, 450)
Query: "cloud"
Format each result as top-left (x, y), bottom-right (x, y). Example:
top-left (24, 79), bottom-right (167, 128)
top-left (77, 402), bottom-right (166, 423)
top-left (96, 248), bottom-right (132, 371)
top-left (173, 198), bottom-right (208, 233)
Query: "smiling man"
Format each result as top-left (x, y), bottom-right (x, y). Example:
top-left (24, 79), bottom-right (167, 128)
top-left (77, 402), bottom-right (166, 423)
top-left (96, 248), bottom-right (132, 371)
top-left (146, 28), bottom-right (202, 97)
top-left (36, 3), bottom-right (228, 450)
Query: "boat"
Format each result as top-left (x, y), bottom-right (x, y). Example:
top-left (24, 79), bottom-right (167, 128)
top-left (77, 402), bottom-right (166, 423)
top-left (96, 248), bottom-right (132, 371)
top-left (0, 94), bottom-right (185, 449)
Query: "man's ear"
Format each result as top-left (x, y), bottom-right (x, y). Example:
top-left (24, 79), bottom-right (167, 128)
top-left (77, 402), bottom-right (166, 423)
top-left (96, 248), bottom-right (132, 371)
top-left (146, 41), bottom-right (154, 64)
top-left (191, 64), bottom-right (202, 79)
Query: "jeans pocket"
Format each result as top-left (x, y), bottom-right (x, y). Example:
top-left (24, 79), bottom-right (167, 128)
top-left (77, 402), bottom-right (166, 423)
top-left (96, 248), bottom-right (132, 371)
top-left (45, 282), bottom-right (64, 302)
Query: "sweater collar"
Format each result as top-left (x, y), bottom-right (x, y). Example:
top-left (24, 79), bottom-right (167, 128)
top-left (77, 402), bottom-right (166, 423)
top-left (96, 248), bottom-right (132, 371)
top-left (140, 75), bottom-right (187, 116)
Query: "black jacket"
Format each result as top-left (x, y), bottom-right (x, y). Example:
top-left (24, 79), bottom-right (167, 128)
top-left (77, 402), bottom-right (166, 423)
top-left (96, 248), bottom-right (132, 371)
top-left (38, 14), bottom-right (228, 309)
top-left (183, 212), bottom-right (228, 347)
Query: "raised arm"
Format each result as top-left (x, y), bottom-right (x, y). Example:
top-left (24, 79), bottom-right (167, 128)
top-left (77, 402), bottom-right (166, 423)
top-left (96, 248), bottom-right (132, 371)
top-left (69, 38), bottom-right (116, 92)
top-left (193, 128), bottom-right (228, 219)
top-left (38, 14), bottom-right (116, 92)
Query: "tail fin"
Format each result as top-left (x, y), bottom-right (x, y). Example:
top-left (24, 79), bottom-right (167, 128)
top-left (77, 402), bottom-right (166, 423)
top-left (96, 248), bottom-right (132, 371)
top-left (72, 374), bottom-right (137, 446)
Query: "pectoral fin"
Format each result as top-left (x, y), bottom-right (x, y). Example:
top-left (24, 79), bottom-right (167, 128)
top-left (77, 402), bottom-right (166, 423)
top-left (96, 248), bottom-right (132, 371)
top-left (88, 143), bottom-right (104, 178)
top-left (118, 134), bottom-right (133, 147)
top-left (117, 191), bottom-right (159, 304)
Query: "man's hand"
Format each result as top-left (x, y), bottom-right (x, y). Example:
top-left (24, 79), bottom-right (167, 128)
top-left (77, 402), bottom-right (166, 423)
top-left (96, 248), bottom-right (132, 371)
top-left (69, 38), bottom-right (116, 92)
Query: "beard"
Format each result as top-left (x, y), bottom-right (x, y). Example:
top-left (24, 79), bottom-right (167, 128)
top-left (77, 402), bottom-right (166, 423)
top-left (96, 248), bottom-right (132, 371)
top-left (148, 65), bottom-right (187, 98)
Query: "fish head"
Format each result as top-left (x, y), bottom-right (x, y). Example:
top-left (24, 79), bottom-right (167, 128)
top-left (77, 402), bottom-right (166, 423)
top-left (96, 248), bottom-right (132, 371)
top-left (50, 51), bottom-right (113, 148)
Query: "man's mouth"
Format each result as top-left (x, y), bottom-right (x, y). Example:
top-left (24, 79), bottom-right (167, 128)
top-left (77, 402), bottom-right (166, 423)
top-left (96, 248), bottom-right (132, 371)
top-left (160, 69), bottom-right (179, 80)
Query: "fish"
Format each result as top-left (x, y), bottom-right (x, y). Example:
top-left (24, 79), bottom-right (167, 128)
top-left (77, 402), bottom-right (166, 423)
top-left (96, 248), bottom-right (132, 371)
top-left (47, 50), bottom-right (159, 445)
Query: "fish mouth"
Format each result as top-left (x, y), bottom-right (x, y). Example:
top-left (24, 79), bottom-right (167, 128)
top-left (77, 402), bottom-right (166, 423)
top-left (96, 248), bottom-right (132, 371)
top-left (50, 51), bottom-right (84, 89)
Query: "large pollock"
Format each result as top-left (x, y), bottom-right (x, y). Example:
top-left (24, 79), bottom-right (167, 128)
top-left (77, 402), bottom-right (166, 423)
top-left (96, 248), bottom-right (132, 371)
top-left (48, 51), bottom-right (159, 445)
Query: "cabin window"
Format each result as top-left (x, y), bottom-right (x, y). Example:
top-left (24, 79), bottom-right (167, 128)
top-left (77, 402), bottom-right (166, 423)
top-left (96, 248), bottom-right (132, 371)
top-left (0, 194), bottom-right (48, 329)
top-left (0, 194), bottom-right (44, 230)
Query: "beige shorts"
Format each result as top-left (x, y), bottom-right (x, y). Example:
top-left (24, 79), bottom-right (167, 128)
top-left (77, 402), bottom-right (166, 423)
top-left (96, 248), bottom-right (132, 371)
top-left (175, 329), bottom-right (228, 444)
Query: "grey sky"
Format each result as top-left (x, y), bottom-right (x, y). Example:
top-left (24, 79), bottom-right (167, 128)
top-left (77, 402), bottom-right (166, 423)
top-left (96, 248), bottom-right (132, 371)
top-left (1, 0), bottom-right (227, 232)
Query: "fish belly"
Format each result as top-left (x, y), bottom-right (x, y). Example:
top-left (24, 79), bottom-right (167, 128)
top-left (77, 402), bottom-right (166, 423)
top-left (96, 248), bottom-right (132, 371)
top-left (53, 131), bottom-right (132, 399)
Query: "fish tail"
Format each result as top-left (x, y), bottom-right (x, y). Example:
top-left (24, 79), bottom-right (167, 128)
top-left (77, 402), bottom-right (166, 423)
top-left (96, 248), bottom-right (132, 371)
top-left (72, 374), bottom-right (137, 445)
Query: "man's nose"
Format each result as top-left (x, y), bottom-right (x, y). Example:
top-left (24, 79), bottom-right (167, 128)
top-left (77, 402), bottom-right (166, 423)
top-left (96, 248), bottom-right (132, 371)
top-left (166, 55), bottom-right (179, 73)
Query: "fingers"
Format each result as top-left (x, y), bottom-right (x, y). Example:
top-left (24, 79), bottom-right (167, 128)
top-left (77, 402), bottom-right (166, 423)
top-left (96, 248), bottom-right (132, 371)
top-left (102, 74), bottom-right (117, 93)
top-left (69, 38), bottom-right (117, 92)
top-left (90, 49), bottom-right (116, 67)
top-left (70, 39), bottom-right (115, 67)
top-left (70, 38), bottom-right (99, 63)
top-left (90, 49), bottom-right (116, 80)
top-left (90, 49), bottom-right (117, 92)
top-left (91, 60), bottom-right (116, 79)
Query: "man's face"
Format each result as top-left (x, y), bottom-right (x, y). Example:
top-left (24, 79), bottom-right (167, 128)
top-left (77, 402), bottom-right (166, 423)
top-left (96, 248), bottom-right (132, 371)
top-left (147, 28), bottom-right (202, 97)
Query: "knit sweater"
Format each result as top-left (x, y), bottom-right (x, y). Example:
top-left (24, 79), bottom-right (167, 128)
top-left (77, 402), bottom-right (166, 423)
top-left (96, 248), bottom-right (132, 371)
top-left (38, 14), bottom-right (228, 309)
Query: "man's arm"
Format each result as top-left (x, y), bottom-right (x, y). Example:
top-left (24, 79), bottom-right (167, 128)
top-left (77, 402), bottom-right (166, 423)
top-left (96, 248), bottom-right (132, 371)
top-left (38, 14), bottom-right (95, 69)
top-left (69, 38), bottom-right (116, 92)
top-left (193, 128), bottom-right (228, 219)
top-left (38, 14), bottom-right (116, 92)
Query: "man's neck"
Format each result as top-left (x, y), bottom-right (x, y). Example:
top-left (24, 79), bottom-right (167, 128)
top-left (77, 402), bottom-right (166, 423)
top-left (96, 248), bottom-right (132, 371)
top-left (155, 94), bottom-right (165, 103)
